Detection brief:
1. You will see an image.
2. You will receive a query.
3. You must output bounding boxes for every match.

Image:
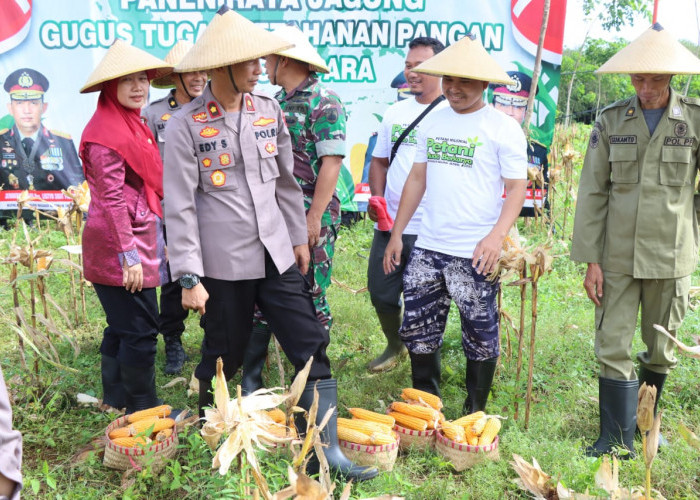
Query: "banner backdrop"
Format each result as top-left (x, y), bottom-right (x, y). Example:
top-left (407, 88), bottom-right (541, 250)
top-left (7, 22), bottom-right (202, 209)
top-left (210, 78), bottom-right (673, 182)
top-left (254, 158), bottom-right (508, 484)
top-left (0, 0), bottom-right (567, 212)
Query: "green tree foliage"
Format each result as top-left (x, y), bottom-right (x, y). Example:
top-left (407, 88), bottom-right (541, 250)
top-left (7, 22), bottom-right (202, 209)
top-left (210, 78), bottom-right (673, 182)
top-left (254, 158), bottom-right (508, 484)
top-left (582, 0), bottom-right (651, 32)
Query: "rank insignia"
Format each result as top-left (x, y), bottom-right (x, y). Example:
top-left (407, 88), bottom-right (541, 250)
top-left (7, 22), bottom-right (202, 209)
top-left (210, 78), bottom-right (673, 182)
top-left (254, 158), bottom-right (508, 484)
top-left (161, 113), bottom-right (172, 122)
top-left (192, 112), bottom-right (208, 123)
top-left (219, 153), bottom-right (231, 166)
top-left (202, 158), bottom-right (212, 168)
top-left (253, 117), bottom-right (276, 127)
top-left (245, 95), bottom-right (255, 112)
top-left (675, 122), bottom-right (688, 137)
top-left (210, 170), bottom-right (226, 186)
top-left (208, 101), bottom-right (222, 119)
top-left (199, 126), bottom-right (220, 138)
top-left (265, 142), bottom-right (276, 154)
top-left (672, 106), bottom-right (681, 116)
top-left (168, 97), bottom-right (177, 109)
top-left (626, 107), bottom-right (635, 116)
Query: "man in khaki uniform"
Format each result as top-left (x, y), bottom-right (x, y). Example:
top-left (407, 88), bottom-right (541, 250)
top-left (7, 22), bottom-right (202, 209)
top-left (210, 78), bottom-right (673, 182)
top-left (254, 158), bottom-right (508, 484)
top-left (572, 24), bottom-right (700, 458)
top-left (162, 6), bottom-right (376, 482)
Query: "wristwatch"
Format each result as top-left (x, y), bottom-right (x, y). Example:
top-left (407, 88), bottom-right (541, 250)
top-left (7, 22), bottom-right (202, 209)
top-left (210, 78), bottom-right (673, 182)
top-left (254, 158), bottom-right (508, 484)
top-left (179, 274), bottom-right (200, 289)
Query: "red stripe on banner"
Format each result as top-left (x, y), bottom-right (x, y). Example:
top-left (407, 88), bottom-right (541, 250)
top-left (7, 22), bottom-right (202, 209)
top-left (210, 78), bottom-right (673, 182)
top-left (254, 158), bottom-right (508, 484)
top-left (511, 0), bottom-right (567, 64)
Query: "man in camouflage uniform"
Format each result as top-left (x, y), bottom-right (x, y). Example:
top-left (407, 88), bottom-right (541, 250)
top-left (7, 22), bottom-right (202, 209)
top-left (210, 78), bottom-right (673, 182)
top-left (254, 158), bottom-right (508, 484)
top-left (142, 41), bottom-right (208, 375)
top-left (240, 25), bottom-right (345, 394)
top-left (572, 24), bottom-right (700, 458)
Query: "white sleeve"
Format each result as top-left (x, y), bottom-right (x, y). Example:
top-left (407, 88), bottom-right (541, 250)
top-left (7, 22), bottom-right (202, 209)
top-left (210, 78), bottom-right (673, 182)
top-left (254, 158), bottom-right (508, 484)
top-left (414, 125), bottom-right (428, 164)
top-left (498, 117), bottom-right (528, 179)
top-left (372, 105), bottom-right (394, 159)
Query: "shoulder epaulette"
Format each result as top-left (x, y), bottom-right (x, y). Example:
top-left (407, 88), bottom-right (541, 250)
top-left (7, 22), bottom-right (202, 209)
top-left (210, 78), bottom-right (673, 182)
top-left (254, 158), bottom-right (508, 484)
top-left (50, 129), bottom-right (72, 139)
top-left (529, 138), bottom-right (547, 149)
top-left (251, 89), bottom-right (274, 100)
top-left (681, 96), bottom-right (700, 106)
top-left (601, 97), bottom-right (632, 114)
top-left (0, 128), bottom-right (8, 135)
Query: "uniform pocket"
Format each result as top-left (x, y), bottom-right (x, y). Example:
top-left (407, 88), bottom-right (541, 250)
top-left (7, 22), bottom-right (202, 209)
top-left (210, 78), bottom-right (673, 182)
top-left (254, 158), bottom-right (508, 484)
top-left (668, 275), bottom-right (691, 330)
top-left (198, 150), bottom-right (238, 192)
top-left (660, 146), bottom-right (692, 187)
top-left (609, 146), bottom-right (639, 183)
top-left (257, 140), bottom-right (280, 183)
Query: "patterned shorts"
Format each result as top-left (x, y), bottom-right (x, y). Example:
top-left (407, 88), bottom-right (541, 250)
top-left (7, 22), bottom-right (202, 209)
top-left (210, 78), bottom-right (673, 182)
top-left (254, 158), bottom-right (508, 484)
top-left (400, 247), bottom-right (500, 361)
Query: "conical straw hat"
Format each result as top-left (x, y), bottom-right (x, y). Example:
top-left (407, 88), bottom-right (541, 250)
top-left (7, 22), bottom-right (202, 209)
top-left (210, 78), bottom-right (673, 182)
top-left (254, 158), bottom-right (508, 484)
top-left (413, 34), bottom-right (512, 85)
top-left (152, 40), bottom-right (195, 88)
top-left (80, 39), bottom-right (173, 94)
top-left (175, 6), bottom-right (293, 73)
top-left (272, 25), bottom-right (329, 73)
top-left (597, 23), bottom-right (700, 74)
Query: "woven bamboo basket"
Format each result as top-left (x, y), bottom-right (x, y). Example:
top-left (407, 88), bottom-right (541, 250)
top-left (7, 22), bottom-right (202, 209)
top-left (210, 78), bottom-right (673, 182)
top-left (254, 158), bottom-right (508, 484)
top-left (434, 430), bottom-right (499, 471)
top-left (103, 415), bottom-right (179, 471)
top-left (339, 438), bottom-right (399, 471)
top-left (394, 424), bottom-right (435, 452)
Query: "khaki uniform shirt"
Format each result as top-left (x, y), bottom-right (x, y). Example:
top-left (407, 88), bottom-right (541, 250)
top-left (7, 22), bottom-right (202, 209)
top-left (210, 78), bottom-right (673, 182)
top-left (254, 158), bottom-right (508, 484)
top-left (142, 90), bottom-right (180, 158)
top-left (572, 89), bottom-right (700, 278)
top-left (163, 85), bottom-right (307, 281)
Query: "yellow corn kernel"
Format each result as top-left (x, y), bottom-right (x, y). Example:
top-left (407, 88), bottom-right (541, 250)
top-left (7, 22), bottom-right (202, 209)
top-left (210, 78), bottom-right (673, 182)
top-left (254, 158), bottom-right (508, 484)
top-left (477, 418), bottom-right (501, 446)
top-left (390, 402), bottom-right (439, 424)
top-left (400, 388), bottom-right (443, 410)
top-left (440, 421), bottom-right (466, 443)
top-left (155, 428), bottom-right (173, 442)
top-left (348, 408), bottom-right (396, 427)
top-left (452, 411), bottom-right (486, 428)
top-left (111, 436), bottom-right (152, 448)
top-left (129, 417), bottom-right (175, 437)
top-left (127, 405), bottom-right (172, 423)
top-left (338, 426), bottom-right (372, 445)
top-left (465, 427), bottom-right (479, 446)
top-left (266, 408), bottom-right (286, 424)
top-left (337, 417), bottom-right (393, 436)
top-left (108, 426), bottom-right (131, 440)
top-left (471, 415), bottom-right (489, 436)
top-left (369, 432), bottom-right (397, 445)
top-left (388, 411), bottom-right (428, 431)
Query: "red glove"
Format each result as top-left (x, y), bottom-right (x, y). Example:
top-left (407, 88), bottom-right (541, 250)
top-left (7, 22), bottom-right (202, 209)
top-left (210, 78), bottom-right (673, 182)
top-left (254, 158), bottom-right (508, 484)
top-left (369, 196), bottom-right (394, 231)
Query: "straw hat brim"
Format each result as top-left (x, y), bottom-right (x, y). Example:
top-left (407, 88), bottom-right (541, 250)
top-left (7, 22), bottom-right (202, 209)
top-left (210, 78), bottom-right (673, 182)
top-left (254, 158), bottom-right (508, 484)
top-left (273, 25), bottom-right (330, 74)
top-left (152, 40), bottom-right (196, 88)
top-left (80, 39), bottom-right (172, 93)
top-left (412, 36), bottom-right (512, 85)
top-left (597, 24), bottom-right (700, 74)
top-left (175, 9), bottom-right (293, 73)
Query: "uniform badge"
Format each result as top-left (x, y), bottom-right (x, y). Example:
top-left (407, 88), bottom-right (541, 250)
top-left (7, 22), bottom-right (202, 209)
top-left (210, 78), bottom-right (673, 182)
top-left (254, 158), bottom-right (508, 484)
top-left (626, 107), bottom-right (635, 116)
top-left (168, 97), bottom-right (178, 109)
top-left (192, 112), bottom-right (208, 123)
top-left (199, 127), bottom-right (220, 138)
top-left (210, 170), bottom-right (226, 186)
top-left (672, 106), bottom-right (681, 116)
top-left (202, 158), bottom-right (212, 168)
top-left (675, 122), bottom-right (688, 137)
top-left (219, 153), bottom-right (231, 166)
top-left (245, 95), bottom-right (255, 112)
top-left (326, 108), bottom-right (339, 124)
top-left (207, 101), bottom-right (222, 119)
top-left (49, 146), bottom-right (62, 157)
top-left (161, 113), bottom-right (172, 122)
top-left (590, 129), bottom-right (600, 149)
top-left (47, 174), bottom-right (55, 183)
top-left (265, 142), bottom-right (276, 154)
top-left (253, 117), bottom-right (276, 127)
top-left (9, 173), bottom-right (18, 188)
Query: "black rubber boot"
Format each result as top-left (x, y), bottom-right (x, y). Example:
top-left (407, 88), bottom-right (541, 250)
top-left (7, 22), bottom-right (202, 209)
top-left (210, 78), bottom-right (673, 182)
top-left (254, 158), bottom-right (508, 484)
top-left (462, 357), bottom-right (498, 415)
top-left (295, 378), bottom-right (378, 482)
top-left (638, 367), bottom-right (668, 449)
top-left (585, 377), bottom-right (638, 459)
top-left (164, 336), bottom-right (188, 374)
top-left (120, 363), bottom-right (161, 414)
top-left (408, 350), bottom-right (441, 398)
top-left (198, 378), bottom-right (214, 419)
top-left (368, 311), bottom-right (408, 372)
top-left (101, 355), bottom-right (125, 409)
top-left (240, 324), bottom-right (272, 396)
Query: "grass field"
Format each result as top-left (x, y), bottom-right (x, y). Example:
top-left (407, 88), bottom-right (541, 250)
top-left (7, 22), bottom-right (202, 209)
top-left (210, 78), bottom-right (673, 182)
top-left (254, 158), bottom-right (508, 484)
top-left (1, 124), bottom-right (699, 499)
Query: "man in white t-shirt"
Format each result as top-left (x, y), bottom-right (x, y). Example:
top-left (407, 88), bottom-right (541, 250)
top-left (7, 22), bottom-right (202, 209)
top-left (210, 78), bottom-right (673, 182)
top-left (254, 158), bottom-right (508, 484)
top-left (366, 37), bottom-right (447, 373)
top-left (384, 34), bottom-right (527, 414)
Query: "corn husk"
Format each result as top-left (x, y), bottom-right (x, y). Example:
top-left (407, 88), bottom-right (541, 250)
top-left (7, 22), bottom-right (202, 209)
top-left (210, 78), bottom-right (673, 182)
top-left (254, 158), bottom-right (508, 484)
top-left (637, 382), bottom-right (657, 433)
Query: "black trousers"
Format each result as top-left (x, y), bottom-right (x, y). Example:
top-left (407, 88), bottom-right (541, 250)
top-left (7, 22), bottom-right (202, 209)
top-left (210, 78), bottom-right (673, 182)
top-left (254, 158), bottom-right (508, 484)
top-left (93, 284), bottom-right (159, 367)
top-left (195, 253), bottom-right (332, 382)
top-left (159, 278), bottom-right (188, 339)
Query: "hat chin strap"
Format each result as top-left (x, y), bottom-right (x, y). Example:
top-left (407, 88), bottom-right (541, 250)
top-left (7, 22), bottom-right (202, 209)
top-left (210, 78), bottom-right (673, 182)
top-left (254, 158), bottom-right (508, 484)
top-left (226, 65), bottom-right (241, 94)
top-left (271, 57), bottom-right (281, 86)
top-left (178, 73), bottom-right (194, 101)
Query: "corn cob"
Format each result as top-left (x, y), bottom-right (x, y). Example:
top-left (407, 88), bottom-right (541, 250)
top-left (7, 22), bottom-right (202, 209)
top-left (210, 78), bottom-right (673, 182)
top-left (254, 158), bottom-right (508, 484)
top-left (369, 432), bottom-right (397, 445)
top-left (111, 436), bottom-right (152, 448)
top-left (155, 428), bottom-right (173, 442)
top-left (390, 402), bottom-right (439, 424)
top-left (477, 418), bottom-right (501, 446)
top-left (338, 426), bottom-right (372, 445)
top-left (266, 408), bottom-right (286, 424)
top-left (471, 415), bottom-right (489, 436)
top-left (465, 427), bottom-right (479, 446)
top-left (440, 421), bottom-right (466, 443)
top-left (129, 417), bottom-right (175, 437)
top-left (108, 426), bottom-right (131, 439)
top-left (127, 405), bottom-right (172, 423)
top-left (452, 411), bottom-right (485, 428)
top-left (337, 417), bottom-right (393, 435)
top-left (348, 408), bottom-right (396, 427)
top-left (388, 411), bottom-right (428, 431)
top-left (264, 423), bottom-right (296, 438)
top-left (400, 388), bottom-right (443, 410)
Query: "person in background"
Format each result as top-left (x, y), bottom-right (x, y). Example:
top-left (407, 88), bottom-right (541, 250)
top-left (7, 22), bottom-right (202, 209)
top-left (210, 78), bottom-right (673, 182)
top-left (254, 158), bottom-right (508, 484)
top-left (240, 24), bottom-right (346, 395)
top-left (572, 24), bottom-right (700, 458)
top-left (0, 364), bottom-right (22, 500)
top-left (366, 37), bottom-right (446, 373)
top-left (142, 40), bottom-right (208, 375)
top-left (79, 40), bottom-right (172, 414)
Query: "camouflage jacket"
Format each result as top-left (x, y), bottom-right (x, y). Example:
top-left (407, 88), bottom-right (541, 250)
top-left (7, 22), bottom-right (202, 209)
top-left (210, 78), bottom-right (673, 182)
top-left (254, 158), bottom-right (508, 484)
top-left (276, 75), bottom-right (345, 227)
